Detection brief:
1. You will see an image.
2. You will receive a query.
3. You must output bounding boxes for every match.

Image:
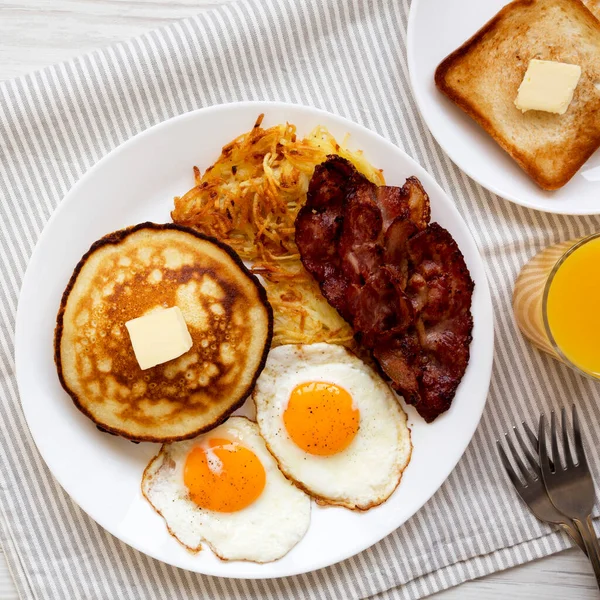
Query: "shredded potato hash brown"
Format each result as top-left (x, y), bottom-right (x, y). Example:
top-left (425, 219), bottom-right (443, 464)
top-left (171, 114), bottom-right (385, 348)
top-left (251, 261), bottom-right (357, 349)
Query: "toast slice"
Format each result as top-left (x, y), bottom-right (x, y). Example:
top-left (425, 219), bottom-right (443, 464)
top-left (583, 0), bottom-right (600, 19)
top-left (435, 0), bottom-right (600, 190)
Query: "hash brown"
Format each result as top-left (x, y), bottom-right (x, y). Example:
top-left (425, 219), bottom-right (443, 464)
top-left (171, 115), bottom-right (381, 349)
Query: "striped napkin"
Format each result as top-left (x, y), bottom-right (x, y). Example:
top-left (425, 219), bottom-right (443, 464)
top-left (1, 0), bottom-right (600, 598)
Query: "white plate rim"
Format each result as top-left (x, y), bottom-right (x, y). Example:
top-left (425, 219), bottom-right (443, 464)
top-left (406, 0), bottom-right (600, 216)
top-left (15, 100), bottom-right (494, 578)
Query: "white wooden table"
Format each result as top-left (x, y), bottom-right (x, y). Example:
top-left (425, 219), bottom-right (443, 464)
top-left (0, 1), bottom-right (598, 598)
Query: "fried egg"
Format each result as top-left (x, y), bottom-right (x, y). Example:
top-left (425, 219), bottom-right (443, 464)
top-left (141, 416), bottom-right (311, 562)
top-left (253, 343), bottom-right (412, 510)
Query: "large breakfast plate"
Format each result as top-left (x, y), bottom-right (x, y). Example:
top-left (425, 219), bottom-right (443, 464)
top-left (407, 0), bottom-right (600, 215)
top-left (15, 101), bottom-right (493, 578)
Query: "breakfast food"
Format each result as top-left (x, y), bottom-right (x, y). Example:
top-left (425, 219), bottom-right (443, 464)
top-left (172, 114), bottom-right (384, 262)
top-left (584, 0), bottom-right (600, 16)
top-left (296, 156), bottom-right (473, 422)
top-left (125, 306), bottom-right (193, 370)
top-left (55, 223), bottom-right (272, 442)
top-left (514, 60), bottom-right (582, 115)
top-left (513, 235), bottom-right (600, 377)
top-left (142, 417), bottom-right (311, 562)
top-left (435, 0), bottom-right (600, 190)
top-left (253, 344), bottom-right (412, 510)
top-left (50, 110), bottom-right (481, 566)
top-left (171, 114), bottom-right (383, 350)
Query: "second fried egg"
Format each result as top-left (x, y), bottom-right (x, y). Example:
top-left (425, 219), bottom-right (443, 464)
top-left (253, 343), bottom-right (412, 510)
top-left (141, 416), bottom-right (311, 562)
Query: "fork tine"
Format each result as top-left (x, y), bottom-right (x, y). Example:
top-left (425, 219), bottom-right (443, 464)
top-left (561, 406), bottom-right (574, 467)
top-left (550, 410), bottom-right (561, 470)
top-left (514, 425), bottom-right (539, 475)
top-left (504, 432), bottom-right (534, 482)
top-left (522, 420), bottom-right (538, 449)
top-left (538, 414), bottom-right (554, 482)
top-left (522, 420), bottom-right (556, 471)
top-left (572, 404), bottom-right (588, 469)
top-left (497, 440), bottom-right (525, 488)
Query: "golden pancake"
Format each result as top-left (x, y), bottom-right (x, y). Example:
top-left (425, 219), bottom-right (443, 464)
top-left (55, 223), bottom-right (273, 442)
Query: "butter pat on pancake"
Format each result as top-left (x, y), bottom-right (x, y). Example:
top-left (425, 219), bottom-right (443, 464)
top-left (253, 343), bottom-right (412, 510)
top-left (125, 306), bottom-right (193, 370)
top-left (142, 417), bottom-right (311, 562)
top-left (55, 223), bottom-right (273, 442)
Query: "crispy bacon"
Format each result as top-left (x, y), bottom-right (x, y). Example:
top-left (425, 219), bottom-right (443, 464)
top-left (295, 156), bottom-right (474, 422)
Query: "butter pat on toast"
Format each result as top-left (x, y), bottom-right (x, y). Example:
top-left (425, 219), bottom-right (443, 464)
top-left (435, 0), bottom-right (600, 191)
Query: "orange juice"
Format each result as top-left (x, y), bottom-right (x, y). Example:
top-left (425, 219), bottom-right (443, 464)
top-left (545, 236), bottom-right (600, 377)
top-left (512, 234), bottom-right (600, 379)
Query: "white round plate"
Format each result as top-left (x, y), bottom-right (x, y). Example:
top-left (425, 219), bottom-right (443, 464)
top-left (16, 101), bottom-right (493, 578)
top-left (408, 0), bottom-right (600, 215)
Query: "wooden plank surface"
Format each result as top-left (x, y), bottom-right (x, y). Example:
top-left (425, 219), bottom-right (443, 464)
top-left (0, 1), bottom-right (597, 598)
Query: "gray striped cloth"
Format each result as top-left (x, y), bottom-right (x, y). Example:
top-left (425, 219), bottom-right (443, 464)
top-left (1, 0), bottom-right (599, 598)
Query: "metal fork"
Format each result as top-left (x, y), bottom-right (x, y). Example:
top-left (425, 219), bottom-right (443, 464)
top-left (497, 420), bottom-right (586, 553)
top-left (539, 406), bottom-right (600, 589)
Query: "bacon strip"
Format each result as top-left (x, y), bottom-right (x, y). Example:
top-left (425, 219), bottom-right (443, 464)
top-left (295, 156), bottom-right (473, 422)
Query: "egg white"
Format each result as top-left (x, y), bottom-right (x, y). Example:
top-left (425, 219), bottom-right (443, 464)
top-left (141, 416), bottom-right (311, 562)
top-left (253, 343), bottom-right (412, 510)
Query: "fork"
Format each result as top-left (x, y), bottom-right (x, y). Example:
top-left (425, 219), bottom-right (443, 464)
top-left (539, 406), bottom-right (600, 589)
top-left (497, 421), bottom-right (586, 553)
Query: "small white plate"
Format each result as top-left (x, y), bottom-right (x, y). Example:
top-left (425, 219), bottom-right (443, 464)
top-left (408, 0), bottom-right (600, 215)
top-left (15, 101), bottom-right (494, 578)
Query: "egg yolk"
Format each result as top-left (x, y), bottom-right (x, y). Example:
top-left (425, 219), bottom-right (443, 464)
top-left (183, 438), bottom-right (266, 512)
top-left (283, 382), bottom-right (359, 456)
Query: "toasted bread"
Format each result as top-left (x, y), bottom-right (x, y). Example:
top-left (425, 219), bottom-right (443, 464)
top-left (583, 0), bottom-right (600, 19)
top-left (435, 0), bottom-right (600, 190)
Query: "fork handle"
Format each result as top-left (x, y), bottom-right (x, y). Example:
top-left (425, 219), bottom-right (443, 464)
top-left (558, 523), bottom-right (588, 556)
top-left (573, 516), bottom-right (600, 589)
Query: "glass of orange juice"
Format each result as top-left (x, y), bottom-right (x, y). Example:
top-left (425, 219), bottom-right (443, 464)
top-left (513, 233), bottom-right (600, 380)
